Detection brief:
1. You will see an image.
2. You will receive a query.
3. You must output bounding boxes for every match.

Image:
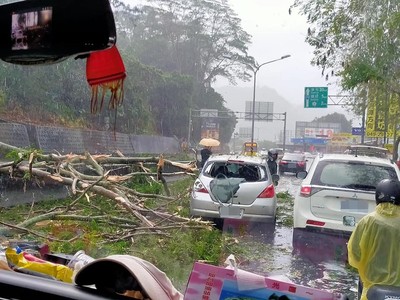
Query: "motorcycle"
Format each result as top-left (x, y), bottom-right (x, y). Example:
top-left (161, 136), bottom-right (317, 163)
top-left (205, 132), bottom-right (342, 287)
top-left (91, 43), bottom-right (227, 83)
top-left (358, 280), bottom-right (400, 300)
top-left (367, 284), bottom-right (400, 299)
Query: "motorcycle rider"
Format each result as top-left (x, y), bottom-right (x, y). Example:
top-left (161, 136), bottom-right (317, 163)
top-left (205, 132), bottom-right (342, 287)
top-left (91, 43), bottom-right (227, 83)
top-left (347, 179), bottom-right (400, 300)
top-left (267, 149), bottom-right (278, 175)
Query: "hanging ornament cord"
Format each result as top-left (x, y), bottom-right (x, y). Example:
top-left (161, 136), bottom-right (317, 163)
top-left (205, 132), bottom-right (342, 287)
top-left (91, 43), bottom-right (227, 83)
top-left (86, 45), bottom-right (126, 139)
top-left (89, 73), bottom-right (125, 114)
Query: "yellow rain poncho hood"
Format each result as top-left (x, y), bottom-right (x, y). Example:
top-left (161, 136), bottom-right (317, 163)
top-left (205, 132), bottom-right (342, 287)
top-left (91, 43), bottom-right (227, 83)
top-left (348, 203), bottom-right (400, 300)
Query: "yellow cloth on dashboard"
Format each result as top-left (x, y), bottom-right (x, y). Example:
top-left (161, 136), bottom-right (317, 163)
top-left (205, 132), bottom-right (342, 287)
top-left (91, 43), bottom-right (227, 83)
top-left (5, 248), bottom-right (73, 283)
top-left (347, 203), bottom-right (400, 300)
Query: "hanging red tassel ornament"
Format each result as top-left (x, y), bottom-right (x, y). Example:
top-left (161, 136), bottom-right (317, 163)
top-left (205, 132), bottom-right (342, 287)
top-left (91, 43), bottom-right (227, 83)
top-left (86, 45), bottom-right (126, 114)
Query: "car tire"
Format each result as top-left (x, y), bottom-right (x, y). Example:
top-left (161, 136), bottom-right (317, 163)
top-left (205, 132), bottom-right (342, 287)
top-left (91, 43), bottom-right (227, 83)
top-left (292, 228), bottom-right (304, 256)
top-left (213, 218), bottom-right (224, 230)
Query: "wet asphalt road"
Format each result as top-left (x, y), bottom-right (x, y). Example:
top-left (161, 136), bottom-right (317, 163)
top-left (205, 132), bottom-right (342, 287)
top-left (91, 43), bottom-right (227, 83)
top-left (220, 169), bottom-right (359, 300)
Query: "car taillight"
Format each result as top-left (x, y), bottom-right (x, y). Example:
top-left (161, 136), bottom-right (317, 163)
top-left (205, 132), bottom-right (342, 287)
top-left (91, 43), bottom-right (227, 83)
top-left (279, 161), bottom-right (288, 165)
top-left (196, 187), bottom-right (208, 193)
top-left (299, 185), bottom-right (311, 197)
top-left (193, 180), bottom-right (208, 193)
top-left (297, 161), bottom-right (305, 167)
top-left (306, 220), bottom-right (325, 227)
top-left (257, 184), bottom-right (275, 198)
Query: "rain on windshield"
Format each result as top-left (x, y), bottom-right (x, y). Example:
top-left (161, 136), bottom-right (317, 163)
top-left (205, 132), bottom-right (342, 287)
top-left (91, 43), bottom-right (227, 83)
top-left (0, 0), bottom-right (398, 299)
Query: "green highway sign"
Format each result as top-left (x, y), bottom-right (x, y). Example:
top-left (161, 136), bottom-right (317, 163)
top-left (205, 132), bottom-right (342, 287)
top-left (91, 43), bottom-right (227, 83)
top-left (304, 87), bottom-right (328, 108)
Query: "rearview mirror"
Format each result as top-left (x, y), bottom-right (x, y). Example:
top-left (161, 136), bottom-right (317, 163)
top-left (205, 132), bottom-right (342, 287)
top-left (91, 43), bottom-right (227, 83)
top-left (0, 0), bottom-right (116, 65)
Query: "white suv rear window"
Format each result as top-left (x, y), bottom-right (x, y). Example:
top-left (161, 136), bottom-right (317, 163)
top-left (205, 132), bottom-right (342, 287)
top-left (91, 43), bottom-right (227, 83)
top-left (311, 161), bottom-right (398, 190)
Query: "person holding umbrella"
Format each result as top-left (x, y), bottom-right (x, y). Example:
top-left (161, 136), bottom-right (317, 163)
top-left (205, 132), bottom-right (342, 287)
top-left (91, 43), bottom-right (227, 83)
top-left (199, 138), bottom-right (220, 167)
top-left (200, 146), bottom-right (212, 167)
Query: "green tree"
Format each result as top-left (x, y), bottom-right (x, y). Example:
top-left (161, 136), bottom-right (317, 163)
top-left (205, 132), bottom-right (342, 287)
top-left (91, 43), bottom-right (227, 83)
top-left (0, 0), bottom-right (247, 143)
top-left (291, 0), bottom-right (400, 84)
top-left (112, 0), bottom-right (251, 141)
top-left (123, 0), bottom-right (253, 86)
top-left (290, 0), bottom-right (400, 117)
top-left (148, 73), bottom-right (193, 137)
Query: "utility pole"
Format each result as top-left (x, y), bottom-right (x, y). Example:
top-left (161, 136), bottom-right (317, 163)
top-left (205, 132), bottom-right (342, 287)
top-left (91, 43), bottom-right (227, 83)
top-left (283, 112), bottom-right (287, 152)
top-left (187, 108), bottom-right (192, 146)
top-left (248, 55), bottom-right (291, 155)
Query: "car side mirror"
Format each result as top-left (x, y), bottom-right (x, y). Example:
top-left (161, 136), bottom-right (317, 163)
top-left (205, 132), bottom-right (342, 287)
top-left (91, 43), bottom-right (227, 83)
top-left (272, 174), bottom-right (280, 186)
top-left (296, 171), bottom-right (307, 179)
top-left (343, 216), bottom-right (356, 227)
top-left (0, 0), bottom-right (116, 65)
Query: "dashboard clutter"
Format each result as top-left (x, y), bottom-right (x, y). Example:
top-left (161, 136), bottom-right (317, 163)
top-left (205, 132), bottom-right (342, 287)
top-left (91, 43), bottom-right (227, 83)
top-left (5, 247), bottom-right (74, 283)
top-left (184, 255), bottom-right (348, 300)
top-left (74, 254), bottom-right (184, 299)
top-left (1, 242), bottom-right (184, 299)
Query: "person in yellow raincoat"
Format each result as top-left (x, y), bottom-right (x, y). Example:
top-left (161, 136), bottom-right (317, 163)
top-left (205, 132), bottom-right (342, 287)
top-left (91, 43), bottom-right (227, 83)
top-left (348, 179), bottom-right (400, 300)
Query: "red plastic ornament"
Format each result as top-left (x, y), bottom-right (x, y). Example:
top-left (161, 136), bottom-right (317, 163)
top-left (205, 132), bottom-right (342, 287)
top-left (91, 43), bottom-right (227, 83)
top-left (86, 45), bottom-right (126, 114)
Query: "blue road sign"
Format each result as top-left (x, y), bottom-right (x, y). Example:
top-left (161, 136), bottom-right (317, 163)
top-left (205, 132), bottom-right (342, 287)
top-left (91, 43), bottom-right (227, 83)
top-left (291, 137), bottom-right (328, 145)
top-left (352, 127), bottom-right (364, 136)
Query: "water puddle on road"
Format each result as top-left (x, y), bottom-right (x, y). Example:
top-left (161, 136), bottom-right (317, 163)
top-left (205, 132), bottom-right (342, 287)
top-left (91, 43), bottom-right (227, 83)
top-left (219, 172), bottom-right (359, 299)
top-left (221, 220), bottom-right (358, 300)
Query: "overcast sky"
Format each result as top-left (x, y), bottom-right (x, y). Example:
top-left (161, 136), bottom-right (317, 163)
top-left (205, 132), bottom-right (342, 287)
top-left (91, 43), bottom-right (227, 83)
top-left (123, 0), bottom-right (360, 133)
top-left (217, 0), bottom-right (347, 110)
top-left (212, 0), bottom-right (362, 140)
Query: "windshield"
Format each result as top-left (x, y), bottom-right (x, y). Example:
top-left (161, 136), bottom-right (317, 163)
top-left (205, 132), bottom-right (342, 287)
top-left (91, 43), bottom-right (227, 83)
top-left (282, 153), bottom-right (305, 161)
top-left (1, 0), bottom-right (398, 299)
top-left (203, 161), bottom-right (267, 182)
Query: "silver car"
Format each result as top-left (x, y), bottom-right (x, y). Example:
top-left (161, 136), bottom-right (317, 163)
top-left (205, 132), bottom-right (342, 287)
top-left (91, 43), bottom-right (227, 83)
top-left (190, 155), bottom-right (279, 224)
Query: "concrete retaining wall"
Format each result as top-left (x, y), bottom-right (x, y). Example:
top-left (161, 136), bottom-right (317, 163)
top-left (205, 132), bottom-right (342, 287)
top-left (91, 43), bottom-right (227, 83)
top-left (0, 123), bottom-right (181, 207)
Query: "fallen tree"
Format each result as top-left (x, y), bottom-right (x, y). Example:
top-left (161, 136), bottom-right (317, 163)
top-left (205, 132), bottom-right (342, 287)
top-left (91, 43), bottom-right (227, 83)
top-left (0, 142), bottom-right (211, 243)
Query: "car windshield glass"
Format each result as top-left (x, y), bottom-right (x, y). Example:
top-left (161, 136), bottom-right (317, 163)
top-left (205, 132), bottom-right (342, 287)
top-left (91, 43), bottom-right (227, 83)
top-left (203, 161), bottom-right (266, 182)
top-left (4, 0), bottom-right (399, 299)
top-left (311, 161), bottom-right (398, 190)
top-left (282, 153), bottom-right (304, 160)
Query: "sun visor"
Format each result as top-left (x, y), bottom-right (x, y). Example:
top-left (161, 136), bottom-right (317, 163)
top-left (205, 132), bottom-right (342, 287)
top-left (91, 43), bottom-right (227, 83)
top-left (0, 0), bottom-right (116, 65)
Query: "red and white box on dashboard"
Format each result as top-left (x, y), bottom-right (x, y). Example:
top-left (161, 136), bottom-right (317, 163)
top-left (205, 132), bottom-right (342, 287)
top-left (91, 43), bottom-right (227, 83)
top-left (184, 262), bottom-right (346, 300)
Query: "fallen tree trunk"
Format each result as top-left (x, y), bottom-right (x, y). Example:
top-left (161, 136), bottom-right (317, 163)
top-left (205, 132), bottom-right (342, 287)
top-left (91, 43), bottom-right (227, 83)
top-left (0, 142), bottom-right (207, 242)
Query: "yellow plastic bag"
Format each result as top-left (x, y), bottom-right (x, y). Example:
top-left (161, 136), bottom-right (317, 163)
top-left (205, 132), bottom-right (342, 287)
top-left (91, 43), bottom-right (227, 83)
top-left (5, 248), bottom-right (74, 283)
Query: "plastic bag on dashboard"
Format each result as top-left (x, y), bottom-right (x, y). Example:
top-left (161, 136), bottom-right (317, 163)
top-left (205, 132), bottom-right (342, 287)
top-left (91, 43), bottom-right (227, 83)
top-left (5, 248), bottom-right (74, 283)
top-left (184, 258), bottom-right (348, 300)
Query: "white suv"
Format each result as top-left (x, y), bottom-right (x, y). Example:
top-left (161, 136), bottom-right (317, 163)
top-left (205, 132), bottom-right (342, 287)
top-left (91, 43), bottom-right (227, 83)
top-left (293, 153), bottom-right (400, 237)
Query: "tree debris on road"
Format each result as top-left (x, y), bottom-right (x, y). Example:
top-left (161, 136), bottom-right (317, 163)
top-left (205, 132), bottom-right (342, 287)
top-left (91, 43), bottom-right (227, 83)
top-left (0, 142), bottom-right (209, 242)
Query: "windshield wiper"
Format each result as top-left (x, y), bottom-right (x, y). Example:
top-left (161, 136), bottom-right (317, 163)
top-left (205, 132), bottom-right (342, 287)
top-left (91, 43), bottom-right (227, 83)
top-left (342, 183), bottom-right (375, 190)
